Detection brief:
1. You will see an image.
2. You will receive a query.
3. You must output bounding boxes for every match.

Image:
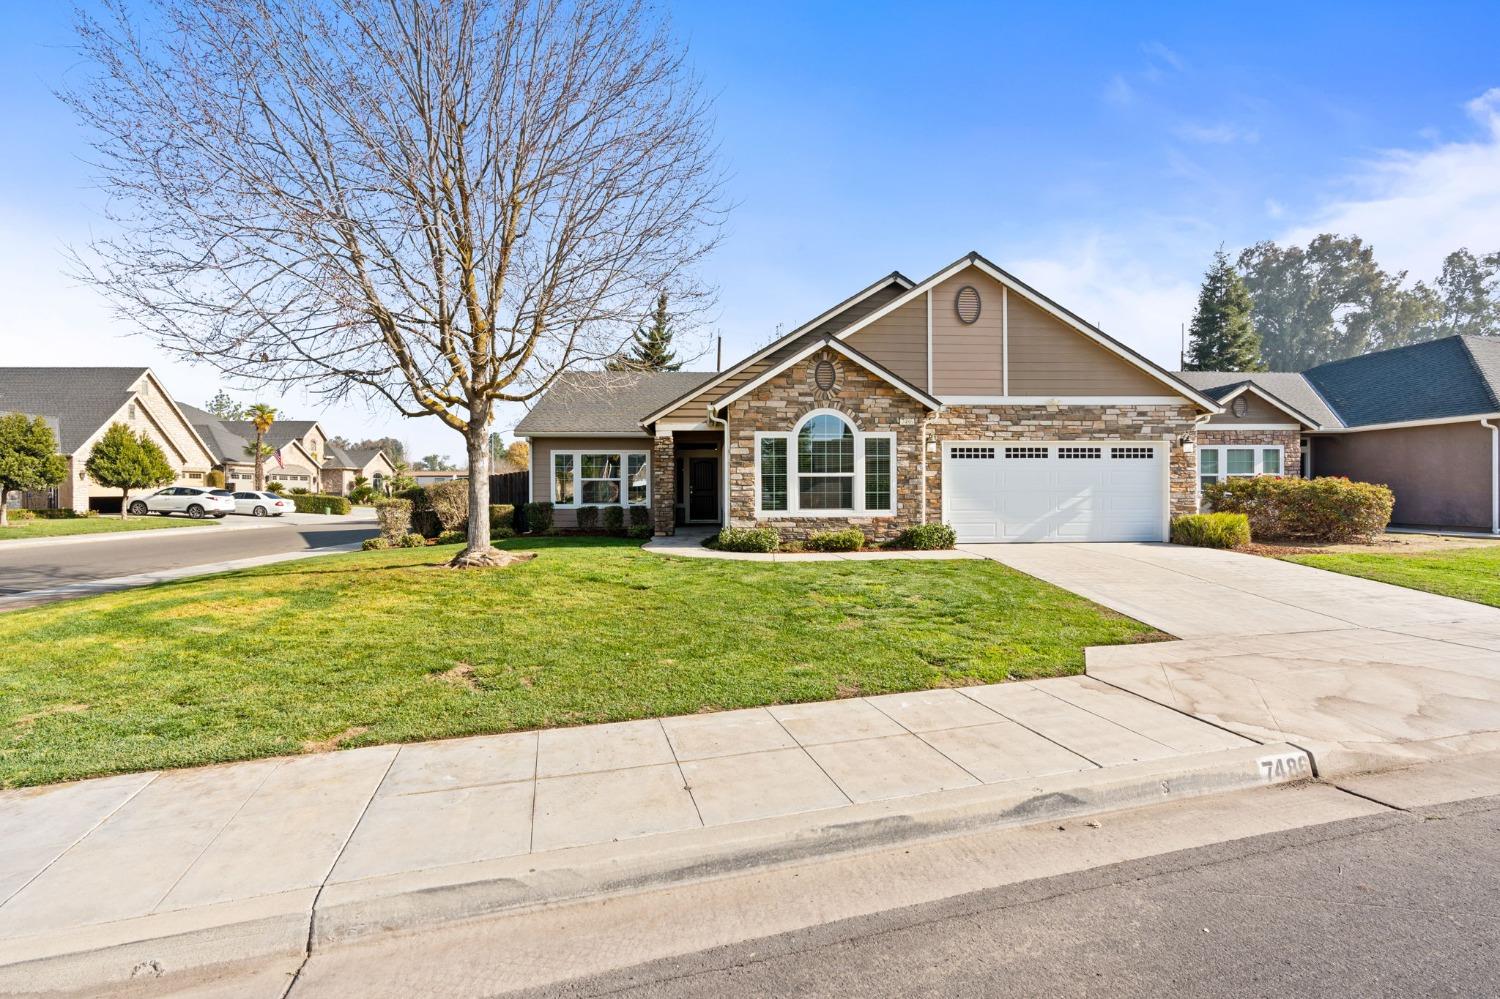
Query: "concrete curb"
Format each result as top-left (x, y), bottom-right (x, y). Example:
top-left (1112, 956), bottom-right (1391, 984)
top-left (0, 743), bottom-right (1310, 994)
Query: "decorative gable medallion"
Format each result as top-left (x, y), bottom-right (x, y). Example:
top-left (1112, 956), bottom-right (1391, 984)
top-left (955, 285), bottom-right (981, 324)
top-left (811, 355), bottom-right (842, 401)
top-left (1231, 396), bottom-right (1250, 417)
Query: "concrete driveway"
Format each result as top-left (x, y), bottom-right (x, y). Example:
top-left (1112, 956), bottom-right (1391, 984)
top-left (965, 542), bottom-right (1500, 776)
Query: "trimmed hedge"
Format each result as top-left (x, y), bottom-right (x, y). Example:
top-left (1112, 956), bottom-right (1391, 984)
top-left (490, 525), bottom-right (516, 541)
top-left (627, 523), bottom-right (652, 539)
top-left (398, 532), bottom-right (427, 548)
top-left (715, 526), bottom-right (779, 553)
top-left (291, 493), bottom-right (351, 515)
top-left (436, 528), bottom-right (465, 545)
top-left (576, 505), bottom-right (600, 532)
top-left (894, 523), bottom-right (957, 550)
top-left (374, 498), bottom-right (412, 542)
top-left (602, 505), bottom-right (625, 534)
top-left (524, 501), bottom-right (553, 533)
top-left (629, 505), bottom-right (650, 529)
top-left (1171, 512), bottom-right (1250, 549)
top-left (1203, 476), bottom-right (1393, 543)
top-left (489, 503), bottom-right (516, 533)
top-left (427, 480), bottom-right (468, 531)
top-left (806, 528), bottom-right (865, 552)
top-left (361, 536), bottom-right (389, 551)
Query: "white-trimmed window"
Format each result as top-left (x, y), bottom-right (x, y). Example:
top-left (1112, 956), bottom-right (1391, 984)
top-left (551, 449), bottom-right (650, 508)
top-left (1198, 445), bottom-right (1284, 492)
top-left (755, 410), bottom-right (896, 517)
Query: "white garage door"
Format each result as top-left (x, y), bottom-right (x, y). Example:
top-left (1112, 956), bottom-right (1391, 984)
top-left (943, 442), bottom-right (1167, 543)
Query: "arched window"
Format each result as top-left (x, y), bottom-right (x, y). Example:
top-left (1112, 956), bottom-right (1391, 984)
top-left (756, 410), bottom-right (895, 516)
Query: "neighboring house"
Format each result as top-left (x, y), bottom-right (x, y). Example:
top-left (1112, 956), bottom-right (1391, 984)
top-left (517, 251), bottom-right (1230, 543)
top-left (0, 367), bottom-right (216, 512)
top-left (178, 405), bottom-right (325, 490)
top-left (1180, 334), bottom-right (1500, 534)
top-left (410, 469), bottom-right (467, 486)
top-left (322, 444), bottom-right (398, 495)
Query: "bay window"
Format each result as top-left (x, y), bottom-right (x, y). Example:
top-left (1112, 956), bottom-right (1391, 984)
top-left (756, 410), bottom-right (895, 516)
top-left (550, 449), bottom-right (650, 507)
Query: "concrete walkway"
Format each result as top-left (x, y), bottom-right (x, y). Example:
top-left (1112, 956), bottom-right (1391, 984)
top-left (0, 679), bottom-right (1302, 991)
top-left (966, 542), bottom-right (1500, 776)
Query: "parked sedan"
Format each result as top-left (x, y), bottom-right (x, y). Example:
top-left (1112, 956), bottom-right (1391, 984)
top-left (225, 490), bottom-right (295, 517)
top-left (128, 486), bottom-right (237, 519)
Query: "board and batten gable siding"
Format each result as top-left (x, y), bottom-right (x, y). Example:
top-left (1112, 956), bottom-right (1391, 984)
top-left (844, 297), bottom-right (928, 387)
top-left (931, 269), bottom-right (1005, 395)
top-left (1004, 292), bottom-right (1166, 396)
top-left (1201, 392), bottom-right (1298, 426)
top-left (527, 434), bottom-right (654, 528)
top-left (658, 281), bottom-right (910, 423)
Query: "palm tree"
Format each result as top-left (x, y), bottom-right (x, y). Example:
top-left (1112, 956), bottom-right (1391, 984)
top-left (246, 403), bottom-right (277, 490)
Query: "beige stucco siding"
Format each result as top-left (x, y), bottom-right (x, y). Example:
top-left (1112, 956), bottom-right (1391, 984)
top-left (1202, 392), bottom-right (1299, 426)
top-left (1311, 422), bottom-right (1493, 531)
top-left (844, 297), bottom-right (928, 388)
top-left (528, 434), bottom-right (654, 528)
top-left (1005, 294), bottom-right (1167, 396)
top-left (931, 269), bottom-right (1005, 395)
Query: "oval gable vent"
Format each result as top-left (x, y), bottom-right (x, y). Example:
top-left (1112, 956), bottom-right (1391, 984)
top-left (955, 285), bottom-right (981, 324)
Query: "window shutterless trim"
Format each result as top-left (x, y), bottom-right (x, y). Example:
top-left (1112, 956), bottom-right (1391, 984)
top-left (754, 412), bottom-right (898, 518)
top-left (549, 449), bottom-right (650, 509)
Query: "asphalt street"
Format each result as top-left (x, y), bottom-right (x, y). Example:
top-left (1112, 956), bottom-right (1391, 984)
top-left (0, 517), bottom-right (377, 596)
top-left (516, 795), bottom-right (1500, 999)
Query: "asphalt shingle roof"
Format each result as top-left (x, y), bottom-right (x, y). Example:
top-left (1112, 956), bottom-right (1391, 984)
top-left (178, 403), bottom-right (255, 463)
top-left (218, 419), bottom-right (319, 450)
top-left (515, 371), bottom-right (718, 435)
top-left (1173, 371), bottom-right (1344, 429)
top-left (0, 367), bottom-right (149, 453)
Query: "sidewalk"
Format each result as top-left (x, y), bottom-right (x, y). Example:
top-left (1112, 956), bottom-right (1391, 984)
top-left (0, 678), bottom-right (1304, 992)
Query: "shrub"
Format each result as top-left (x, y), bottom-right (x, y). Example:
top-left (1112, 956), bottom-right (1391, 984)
top-left (291, 493), bottom-right (352, 515)
top-left (436, 528), bottom-right (466, 544)
top-left (894, 523), bottom-right (957, 550)
top-left (1171, 512), bottom-right (1251, 549)
top-left (629, 505), bottom-right (650, 528)
top-left (1203, 476), bottom-right (1394, 543)
top-left (489, 503), bottom-right (516, 533)
top-left (349, 485), bottom-right (379, 505)
top-left (26, 509), bottom-right (87, 519)
top-left (602, 505), bottom-right (625, 534)
top-left (627, 523), bottom-right (652, 539)
top-left (806, 528), bottom-right (865, 552)
top-left (361, 536), bottom-right (391, 551)
top-left (204, 470), bottom-right (225, 488)
top-left (8, 508), bottom-right (38, 521)
top-left (289, 486), bottom-right (311, 496)
top-left (490, 524), bottom-right (516, 541)
top-left (715, 526), bottom-right (779, 553)
top-left (265, 482), bottom-right (286, 494)
top-left (374, 498), bottom-right (412, 542)
top-left (575, 505), bottom-right (600, 532)
top-left (397, 485), bottom-right (430, 510)
top-left (399, 532), bottom-right (428, 548)
top-left (426, 480), bottom-right (469, 531)
top-left (524, 501), bottom-right (553, 533)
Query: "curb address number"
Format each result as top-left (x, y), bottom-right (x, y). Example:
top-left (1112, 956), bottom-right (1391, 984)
top-left (1258, 752), bottom-right (1311, 782)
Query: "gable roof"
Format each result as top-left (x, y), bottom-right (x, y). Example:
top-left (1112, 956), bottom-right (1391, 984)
top-left (218, 419), bottom-right (320, 450)
top-left (713, 336), bottom-right (942, 412)
top-left (0, 367), bottom-right (151, 453)
top-left (640, 271), bottom-right (915, 426)
top-left (831, 251), bottom-right (1224, 412)
top-left (179, 403), bottom-right (254, 463)
top-left (516, 370), bottom-right (718, 435)
top-left (1174, 372), bottom-right (1343, 429)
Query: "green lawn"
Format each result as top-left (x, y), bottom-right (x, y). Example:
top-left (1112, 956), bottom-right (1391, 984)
top-left (0, 516), bottom-right (216, 541)
top-left (1285, 546), bottom-right (1500, 608)
top-left (0, 538), bottom-right (1159, 787)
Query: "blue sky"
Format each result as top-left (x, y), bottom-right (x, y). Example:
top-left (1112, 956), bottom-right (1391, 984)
top-left (4, 1), bottom-right (1499, 459)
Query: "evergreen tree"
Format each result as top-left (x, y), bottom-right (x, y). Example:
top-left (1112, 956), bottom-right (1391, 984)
top-left (0, 414), bottom-right (67, 527)
top-left (85, 423), bottom-right (175, 517)
top-left (1186, 249), bottom-right (1265, 371)
top-left (203, 390), bottom-right (245, 420)
top-left (608, 291), bottom-right (681, 371)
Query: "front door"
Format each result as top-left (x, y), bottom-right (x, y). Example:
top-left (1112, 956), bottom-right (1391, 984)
top-left (687, 457), bottom-right (719, 523)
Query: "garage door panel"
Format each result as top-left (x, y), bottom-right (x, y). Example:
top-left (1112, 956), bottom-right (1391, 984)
top-left (943, 442), bottom-right (1165, 543)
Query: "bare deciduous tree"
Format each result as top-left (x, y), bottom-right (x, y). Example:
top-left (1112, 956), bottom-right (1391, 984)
top-left (67, 0), bottom-right (722, 565)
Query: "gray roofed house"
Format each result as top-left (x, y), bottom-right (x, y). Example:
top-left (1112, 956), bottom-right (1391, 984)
top-left (0, 367), bottom-right (153, 454)
top-left (218, 419), bottom-right (321, 450)
top-left (515, 371), bottom-right (717, 435)
top-left (1303, 335), bottom-right (1500, 428)
top-left (1173, 371), bottom-right (1344, 430)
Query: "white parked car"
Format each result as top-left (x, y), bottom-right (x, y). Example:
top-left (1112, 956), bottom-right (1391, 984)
top-left (129, 486), bottom-right (236, 519)
top-left (224, 490), bottom-right (295, 517)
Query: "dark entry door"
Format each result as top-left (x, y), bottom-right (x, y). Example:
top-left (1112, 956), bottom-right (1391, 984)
top-left (687, 457), bottom-right (719, 522)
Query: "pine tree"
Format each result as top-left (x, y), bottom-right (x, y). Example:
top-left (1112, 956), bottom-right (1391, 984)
top-left (608, 291), bottom-right (681, 371)
top-left (1186, 248), bottom-right (1265, 371)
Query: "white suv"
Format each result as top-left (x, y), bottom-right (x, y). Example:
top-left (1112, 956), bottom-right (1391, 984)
top-left (129, 486), bottom-right (236, 519)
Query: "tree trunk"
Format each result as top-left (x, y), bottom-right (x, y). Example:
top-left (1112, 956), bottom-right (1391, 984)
top-left (121, 488), bottom-right (130, 519)
top-left (254, 432), bottom-right (265, 490)
top-left (464, 427), bottom-right (491, 555)
top-left (0, 490), bottom-right (9, 528)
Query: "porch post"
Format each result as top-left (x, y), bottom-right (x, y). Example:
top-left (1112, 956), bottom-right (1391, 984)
top-left (651, 431), bottom-right (676, 536)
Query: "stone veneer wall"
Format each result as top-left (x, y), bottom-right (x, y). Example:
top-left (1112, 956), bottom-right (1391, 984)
top-left (1198, 429), bottom-right (1302, 482)
top-left (723, 349), bottom-right (928, 542)
top-left (925, 404), bottom-right (1203, 520)
top-left (650, 434), bottom-right (676, 535)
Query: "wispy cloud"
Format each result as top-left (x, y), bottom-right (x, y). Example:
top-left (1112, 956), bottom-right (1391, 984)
top-left (1281, 87), bottom-right (1500, 277)
top-left (1141, 41), bottom-right (1186, 73)
top-left (1103, 74), bottom-right (1135, 107)
top-left (1173, 122), bottom-right (1260, 144)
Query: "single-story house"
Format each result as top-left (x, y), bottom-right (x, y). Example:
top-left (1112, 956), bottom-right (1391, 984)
top-left (518, 252), bottom-right (1233, 543)
top-left (1180, 333), bottom-right (1500, 534)
top-left (178, 405), bottom-right (326, 491)
top-left (322, 444), bottom-right (398, 495)
top-left (0, 367), bottom-right (217, 512)
top-left (411, 469), bottom-right (467, 486)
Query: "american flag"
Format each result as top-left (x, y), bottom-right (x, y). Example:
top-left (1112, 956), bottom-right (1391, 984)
top-left (272, 448), bottom-right (285, 469)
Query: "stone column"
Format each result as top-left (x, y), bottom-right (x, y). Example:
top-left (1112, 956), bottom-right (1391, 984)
top-left (651, 432), bottom-right (676, 535)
